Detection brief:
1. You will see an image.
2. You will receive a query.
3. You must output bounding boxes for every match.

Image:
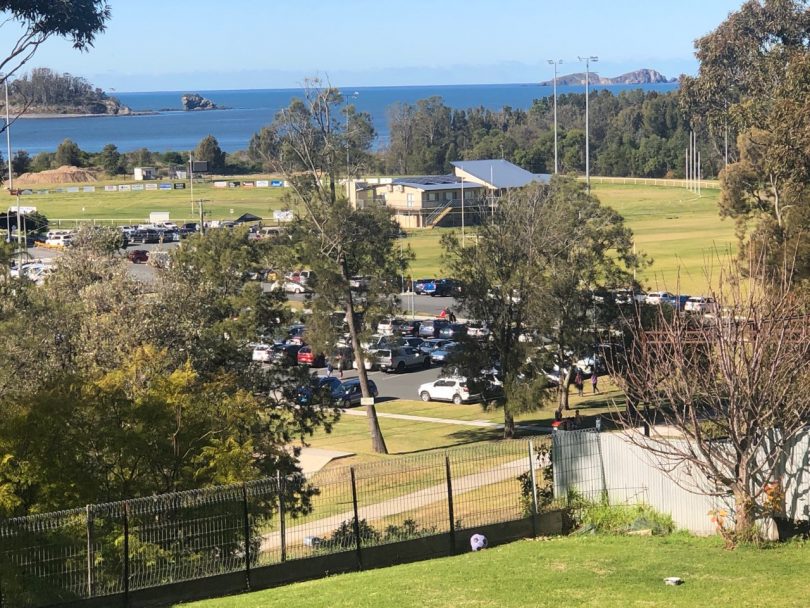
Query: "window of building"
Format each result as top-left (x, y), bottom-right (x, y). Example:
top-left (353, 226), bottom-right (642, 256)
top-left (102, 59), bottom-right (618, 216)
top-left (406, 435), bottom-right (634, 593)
top-left (406, 193), bottom-right (414, 208)
top-left (445, 191), bottom-right (453, 201)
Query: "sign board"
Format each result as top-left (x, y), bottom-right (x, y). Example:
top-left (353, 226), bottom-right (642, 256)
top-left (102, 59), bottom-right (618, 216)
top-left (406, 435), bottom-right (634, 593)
top-left (173, 182), bottom-right (185, 189)
top-left (150, 212), bottom-right (170, 224)
top-left (7, 206), bottom-right (37, 214)
top-left (159, 183), bottom-right (173, 190)
top-left (191, 161), bottom-right (208, 173)
top-left (213, 181), bottom-right (227, 188)
top-left (118, 184), bottom-right (131, 192)
top-left (272, 210), bottom-right (294, 222)
top-left (270, 179), bottom-right (284, 188)
top-left (105, 185), bottom-right (117, 192)
top-left (82, 186), bottom-right (96, 193)
top-left (145, 183), bottom-right (158, 191)
top-left (255, 180), bottom-right (269, 188)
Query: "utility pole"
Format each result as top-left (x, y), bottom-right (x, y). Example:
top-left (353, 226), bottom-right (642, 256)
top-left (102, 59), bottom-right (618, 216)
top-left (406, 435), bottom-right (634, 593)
top-left (578, 56), bottom-right (598, 191)
top-left (547, 59), bottom-right (563, 174)
top-left (345, 91), bottom-right (359, 199)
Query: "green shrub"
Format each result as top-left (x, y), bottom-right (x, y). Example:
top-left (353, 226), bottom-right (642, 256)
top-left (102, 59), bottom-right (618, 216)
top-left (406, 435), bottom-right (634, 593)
top-left (577, 501), bottom-right (675, 536)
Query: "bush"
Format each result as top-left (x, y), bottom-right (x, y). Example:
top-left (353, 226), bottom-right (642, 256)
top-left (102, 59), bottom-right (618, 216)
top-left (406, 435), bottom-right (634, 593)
top-left (575, 500), bottom-right (675, 536)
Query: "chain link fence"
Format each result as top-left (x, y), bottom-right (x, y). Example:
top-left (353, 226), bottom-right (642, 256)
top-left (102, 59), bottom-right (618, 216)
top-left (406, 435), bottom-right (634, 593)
top-left (0, 439), bottom-right (552, 607)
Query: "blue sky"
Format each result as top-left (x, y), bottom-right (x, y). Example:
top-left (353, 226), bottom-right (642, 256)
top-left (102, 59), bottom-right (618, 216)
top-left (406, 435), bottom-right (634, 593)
top-left (14, 0), bottom-right (745, 91)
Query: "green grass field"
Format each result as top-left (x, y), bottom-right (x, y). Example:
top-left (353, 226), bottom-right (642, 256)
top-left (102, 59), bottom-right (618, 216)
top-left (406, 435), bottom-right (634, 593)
top-left (178, 534), bottom-right (810, 608)
top-left (21, 178), bottom-right (736, 294)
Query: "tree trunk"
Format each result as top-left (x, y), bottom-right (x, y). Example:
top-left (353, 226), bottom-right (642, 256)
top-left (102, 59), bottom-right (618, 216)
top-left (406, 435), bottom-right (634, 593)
top-left (503, 406), bottom-right (515, 439)
top-left (734, 486), bottom-right (756, 542)
top-left (556, 366), bottom-right (575, 416)
top-left (341, 257), bottom-right (388, 455)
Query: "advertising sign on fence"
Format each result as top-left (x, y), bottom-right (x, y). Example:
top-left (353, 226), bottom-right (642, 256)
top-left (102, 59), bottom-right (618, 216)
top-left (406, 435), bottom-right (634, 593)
top-left (256, 180), bottom-right (269, 188)
top-left (105, 185), bottom-right (117, 192)
top-left (270, 179), bottom-right (284, 187)
top-left (159, 183), bottom-right (173, 190)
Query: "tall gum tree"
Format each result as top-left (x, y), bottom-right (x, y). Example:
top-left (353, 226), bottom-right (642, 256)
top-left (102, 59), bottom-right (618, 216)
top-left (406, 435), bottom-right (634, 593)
top-left (249, 79), bottom-right (403, 454)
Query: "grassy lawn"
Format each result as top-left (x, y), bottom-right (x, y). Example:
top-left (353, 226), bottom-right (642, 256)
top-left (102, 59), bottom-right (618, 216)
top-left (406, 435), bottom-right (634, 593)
top-left (592, 183), bottom-right (735, 294)
top-left (179, 534), bottom-right (810, 608)
top-left (23, 179), bottom-right (735, 294)
top-left (19, 176), bottom-right (289, 226)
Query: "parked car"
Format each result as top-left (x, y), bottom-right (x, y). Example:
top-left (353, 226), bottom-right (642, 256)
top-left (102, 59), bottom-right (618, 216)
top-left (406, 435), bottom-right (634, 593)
top-left (127, 249), bottom-right (149, 263)
top-left (296, 376), bottom-right (343, 406)
top-left (401, 336), bottom-right (425, 349)
top-left (430, 342), bottom-right (462, 364)
top-left (418, 377), bottom-right (478, 404)
top-left (332, 378), bottom-right (379, 407)
top-left (466, 322), bottom-right (490, 339)
top-left (272, 343), bottom-right (302, 366)
top-left (128, 229), bottom-right (161, 245)
top-left (375, 346), bottom-right (432, 373)
top-left (413, 279), bottom-right (433, 295)
top-left (419, 338), bottom-right (453, 356)
top-left (349, 275), bottom-right (370, 290)
top-left (251, 343), bottom-right (273, 363)
top-left (419, 319), bottom-right (451, 338)
top-left (645, 291), bottom-right (677, 306)
top-left (297, 346), bottom-right (325, 367)
top-left (424, 278), bottom-right (459, 297)
top-left (44, 232), bottom-right (72, 247)
top-left (684, 296), bottom-right (717, 314)
top-left (614, 289), bottom-right (647, 305)
top-left (399, 319), bottom-right (421, 336)
top-left (377, 317), bottom-right (406, 336)
top-left (438, 323), bottom-right (468, 340)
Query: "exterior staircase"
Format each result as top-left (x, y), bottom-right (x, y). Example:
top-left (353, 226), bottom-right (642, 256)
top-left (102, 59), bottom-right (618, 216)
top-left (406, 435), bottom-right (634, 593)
top-left (424, 202), bottom-right (454, 228)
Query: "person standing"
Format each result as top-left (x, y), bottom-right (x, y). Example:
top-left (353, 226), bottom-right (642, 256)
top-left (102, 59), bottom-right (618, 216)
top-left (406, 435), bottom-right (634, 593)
top-left (591, 371), bottom-right (599, 394)
top-left (574, 369), bottom-right (584, 397)
top-left (326, 360), bottom-right (333, 378)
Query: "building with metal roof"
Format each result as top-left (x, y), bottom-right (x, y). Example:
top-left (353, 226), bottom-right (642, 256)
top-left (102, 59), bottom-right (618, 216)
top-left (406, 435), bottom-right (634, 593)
top-left (451, 159), bottom-right (550, 190)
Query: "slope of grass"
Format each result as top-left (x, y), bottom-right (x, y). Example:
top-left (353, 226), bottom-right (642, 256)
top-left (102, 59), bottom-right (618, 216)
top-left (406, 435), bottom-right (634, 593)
top-left (179, 534), bottom-right (810, 608)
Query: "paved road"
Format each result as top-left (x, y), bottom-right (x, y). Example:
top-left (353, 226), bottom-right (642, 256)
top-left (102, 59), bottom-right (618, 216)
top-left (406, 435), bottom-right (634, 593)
top-left (317, 364), bottom-right (446, 402)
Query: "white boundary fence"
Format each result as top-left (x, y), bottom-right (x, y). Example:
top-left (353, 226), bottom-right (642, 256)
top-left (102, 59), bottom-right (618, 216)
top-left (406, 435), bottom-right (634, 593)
top-left (553, 429), bottom-right (810, 535)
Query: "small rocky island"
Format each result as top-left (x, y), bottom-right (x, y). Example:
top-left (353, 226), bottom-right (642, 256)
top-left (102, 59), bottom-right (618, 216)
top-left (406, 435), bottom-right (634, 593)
top-left (181, 93), bottom-right (221, 111)
top-left (539, 68), bottom-right (677, 86)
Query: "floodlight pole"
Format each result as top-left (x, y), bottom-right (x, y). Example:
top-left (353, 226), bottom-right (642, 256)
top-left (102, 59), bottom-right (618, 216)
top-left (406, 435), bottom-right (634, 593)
top-left (547, 59), bottom-right (563, 174)
top-left (345, 91), bottom-right (359, 199)
top-left (5, 78), bottom-right (22, 253)
top-left (578, 56), bottom-right (598, 192)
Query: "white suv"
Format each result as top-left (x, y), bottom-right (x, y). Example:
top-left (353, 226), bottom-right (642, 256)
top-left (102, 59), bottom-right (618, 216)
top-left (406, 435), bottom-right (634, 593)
top-left (418, 377), bottom-right (478, 404)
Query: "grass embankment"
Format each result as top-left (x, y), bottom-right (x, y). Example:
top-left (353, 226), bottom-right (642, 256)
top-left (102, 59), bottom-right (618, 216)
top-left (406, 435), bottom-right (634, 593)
top-left (179, 534), bottom-right (810, 608)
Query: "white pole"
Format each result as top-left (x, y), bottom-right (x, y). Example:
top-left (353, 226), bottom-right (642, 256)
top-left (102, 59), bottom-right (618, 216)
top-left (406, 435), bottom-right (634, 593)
top-left (697, 151), bottom-right (701, 198)
top-left (4, 79), bottom-right (11, 191)
top-left (579, 56), bottom-right (598, 192)
top-left (548, 60), bottom-right (560, 174)
top-left (189, 155), bottom-right (194, 216)
top-left (461, 173), bottom-right (465, 247)
top-left (693, 131), bottom-right (697, 194)
top-left (685, 148), bottom-right (689, 190)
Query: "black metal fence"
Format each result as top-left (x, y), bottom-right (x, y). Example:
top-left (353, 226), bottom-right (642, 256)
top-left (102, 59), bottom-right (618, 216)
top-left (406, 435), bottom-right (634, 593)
top-left (0, 439), bottom-right (552, 608)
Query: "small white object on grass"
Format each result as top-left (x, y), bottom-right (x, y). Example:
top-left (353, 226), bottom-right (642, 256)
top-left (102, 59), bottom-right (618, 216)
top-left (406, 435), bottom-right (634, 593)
top-left (663, 577), bottom-right (684, 586)
top-left (470, 534), bottom-right (488, 551)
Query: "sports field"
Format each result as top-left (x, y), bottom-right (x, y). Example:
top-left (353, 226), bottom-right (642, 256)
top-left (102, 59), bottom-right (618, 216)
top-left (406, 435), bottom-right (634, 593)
top-left (179, 534), bottom-right (810, 608)
top-left (18, 179), bottom-right (735, 294)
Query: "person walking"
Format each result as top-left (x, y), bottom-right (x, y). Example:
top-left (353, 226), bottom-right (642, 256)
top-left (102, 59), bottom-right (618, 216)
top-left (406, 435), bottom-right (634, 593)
top-left (591, 371), bottom-right (599, 394)
top-left (326, 360), bottom-right (333, 378)
top-left (574, 369), bottom-right (584, 397)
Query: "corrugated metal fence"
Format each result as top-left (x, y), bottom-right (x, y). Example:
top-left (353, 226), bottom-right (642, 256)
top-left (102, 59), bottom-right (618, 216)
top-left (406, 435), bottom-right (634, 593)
top-left (553, 429), bottom-right (810, 535)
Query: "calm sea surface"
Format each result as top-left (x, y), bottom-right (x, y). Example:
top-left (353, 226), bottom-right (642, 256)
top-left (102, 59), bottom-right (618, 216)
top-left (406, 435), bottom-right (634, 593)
top-left (11, 82), bottom-right (678, 155)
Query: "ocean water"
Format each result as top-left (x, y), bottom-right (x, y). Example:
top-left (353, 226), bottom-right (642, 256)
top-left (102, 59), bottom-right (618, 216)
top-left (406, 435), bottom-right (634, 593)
top-left (10, 82), bottom-right (678, 155)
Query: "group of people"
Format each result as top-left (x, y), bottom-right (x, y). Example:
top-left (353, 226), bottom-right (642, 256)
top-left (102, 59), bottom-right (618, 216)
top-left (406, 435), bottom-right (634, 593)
top-left (573, 368), bottom-right (599, 396)
top-left (438, 308), bottom-right (457, 322)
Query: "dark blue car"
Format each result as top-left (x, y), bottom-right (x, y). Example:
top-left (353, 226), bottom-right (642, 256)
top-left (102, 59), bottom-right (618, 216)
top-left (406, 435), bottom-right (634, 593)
top-left (296, 376), bottom-right (342, 406)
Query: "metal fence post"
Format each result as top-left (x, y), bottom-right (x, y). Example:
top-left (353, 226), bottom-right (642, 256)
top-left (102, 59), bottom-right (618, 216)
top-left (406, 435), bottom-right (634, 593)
top-left (445, 456), bottom-right (456, 553)
top-left (528, 441), bottom-right (539, 537)
top-left (86, 504), bottom-right (95, 598)
top-left (350, 468), bottom-right (362, 568)
top-left (123, 502), bottom-right (130, 607)
top-left (277, 472), bottom-right (287, 563)
top-left (242, 484), bottom-right (251, 590)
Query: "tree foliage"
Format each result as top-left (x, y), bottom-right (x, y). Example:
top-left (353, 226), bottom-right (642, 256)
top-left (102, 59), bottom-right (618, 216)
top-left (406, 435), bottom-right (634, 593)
top-left (0, 226), bottom-right (338, 515)
top-left (442, 177), bottom-right (640, 436)
top-left (54, 138), bottom-right (81, 167)
top-left (681, 0), bottom-right (810, 281)
top-left (195, 134), bottom-right (226, 173)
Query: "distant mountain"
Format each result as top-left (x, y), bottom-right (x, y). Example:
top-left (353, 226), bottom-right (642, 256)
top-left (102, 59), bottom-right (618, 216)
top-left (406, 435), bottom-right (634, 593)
top-left (539, 69), bottom-right (676, 86)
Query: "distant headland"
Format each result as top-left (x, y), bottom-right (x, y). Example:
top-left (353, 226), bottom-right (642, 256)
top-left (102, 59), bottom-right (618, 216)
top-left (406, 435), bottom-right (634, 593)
top-left (538, 68), bottom-right (677, 86)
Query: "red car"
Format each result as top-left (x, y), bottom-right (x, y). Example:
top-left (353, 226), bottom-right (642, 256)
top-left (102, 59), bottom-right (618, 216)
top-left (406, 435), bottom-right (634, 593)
top-left (297, 346), bottom-right (326, 367)
top-left (127, 249), bottom-right (149, 263)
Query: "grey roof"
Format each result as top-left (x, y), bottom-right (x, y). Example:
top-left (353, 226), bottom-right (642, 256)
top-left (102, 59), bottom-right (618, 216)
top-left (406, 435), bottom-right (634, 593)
top-left (451, 159), bottom-right (550, 189)
top-left (388, 175), bottom-right (484, 192)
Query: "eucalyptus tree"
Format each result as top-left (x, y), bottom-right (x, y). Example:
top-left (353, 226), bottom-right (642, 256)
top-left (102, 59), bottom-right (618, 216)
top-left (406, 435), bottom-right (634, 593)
top-left (249, 79), bottom-right (402, 454)
top-left (443, 177), bottom-right (640, 436)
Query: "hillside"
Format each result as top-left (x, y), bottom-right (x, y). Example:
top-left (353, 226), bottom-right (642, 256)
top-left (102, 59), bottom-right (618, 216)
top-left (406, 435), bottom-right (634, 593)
top-left (539, 68), bottom-right (675, 86)
top-left (4, 68), bottom-right (133, 116)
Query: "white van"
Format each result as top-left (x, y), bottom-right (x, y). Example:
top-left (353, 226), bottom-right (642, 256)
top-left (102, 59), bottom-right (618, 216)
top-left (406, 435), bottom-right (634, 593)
top-left (45, 231), bottom-right (73, 247)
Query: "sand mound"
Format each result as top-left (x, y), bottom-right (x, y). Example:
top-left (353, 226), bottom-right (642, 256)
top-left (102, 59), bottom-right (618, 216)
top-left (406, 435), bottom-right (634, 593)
top-left (16, 166), bottom-right (99, 185)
